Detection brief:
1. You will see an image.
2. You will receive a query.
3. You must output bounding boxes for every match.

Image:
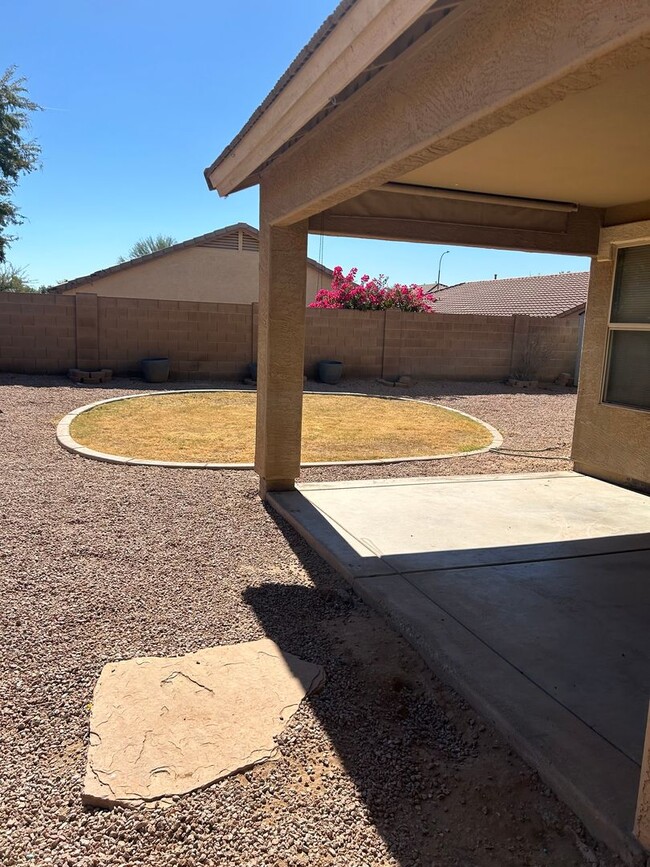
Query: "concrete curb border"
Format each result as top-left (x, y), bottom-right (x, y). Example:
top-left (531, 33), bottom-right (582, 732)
top-left (56, 388), bottom-right (503, 469)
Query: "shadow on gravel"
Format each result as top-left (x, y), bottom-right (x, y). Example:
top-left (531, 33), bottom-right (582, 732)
top-left (242, 508), bottom-right (481, 867)
top-left (242, 502), bottom-right (619, 867)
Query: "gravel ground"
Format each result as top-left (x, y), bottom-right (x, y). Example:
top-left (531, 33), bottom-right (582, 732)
top-left (0, 373), bottom-right (622, 867)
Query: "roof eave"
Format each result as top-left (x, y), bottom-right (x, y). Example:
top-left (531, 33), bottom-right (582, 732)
top-left (204, 0), bottom-right (441, 197)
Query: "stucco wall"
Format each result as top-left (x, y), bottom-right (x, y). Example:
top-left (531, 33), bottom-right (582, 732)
top-left (61, 246), bottom-right (326, 305)
top-left (572, 259), bottom-right (650, 490)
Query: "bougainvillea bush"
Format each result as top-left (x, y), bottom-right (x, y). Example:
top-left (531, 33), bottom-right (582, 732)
top-left (309, 267), bottom-right (436, 313)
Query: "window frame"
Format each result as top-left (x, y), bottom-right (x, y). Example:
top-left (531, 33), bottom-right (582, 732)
top-left (601, 243), bottom-right (650, 412)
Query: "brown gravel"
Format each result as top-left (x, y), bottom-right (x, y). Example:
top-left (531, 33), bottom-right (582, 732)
top-left (0, 373), bottom-right (622, 867)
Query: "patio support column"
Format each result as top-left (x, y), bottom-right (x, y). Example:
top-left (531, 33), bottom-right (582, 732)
top-left (635, 701), bottom-right (650, 849)
top-left (255, 193), bottom-right (308, 498)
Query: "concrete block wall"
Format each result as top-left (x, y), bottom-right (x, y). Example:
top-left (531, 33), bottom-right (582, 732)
top-left (0, 292), bottom-right (580, 382)
top-left (97, 297), bottom-right (252, 379)
top-left (529, 316), bottom-right (580, 381)
top-left (304, 308), bottom-right (385, 378)
top-left (383, 310), bottom-right (515, 380)
top-left (0, 293), bottom-right (76, 373)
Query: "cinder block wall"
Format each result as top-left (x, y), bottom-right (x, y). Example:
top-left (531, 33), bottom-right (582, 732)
top-left (0, 293), bottom-right (76, 373)
top-left (304, 308), bottom-right (385, 378)
top-left (0, 292), bottom-right (580, 382)
top-left (529, 317), bottom-right (580, 382)
top-left (383, 311), bottom-right (515, 380)
top-left (97, 297), bottom-right (252, 379)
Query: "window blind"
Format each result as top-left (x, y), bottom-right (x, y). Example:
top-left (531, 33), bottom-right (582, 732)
top-left (611, 245), bottom-right (650, 323)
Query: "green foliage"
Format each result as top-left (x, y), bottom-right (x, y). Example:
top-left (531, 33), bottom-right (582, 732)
top-left (117, 234), bottom-right (177, 262)
top-left (0, 262), bottom-right (36, 292)
top-left (0, 66), bottom-right (42, 262)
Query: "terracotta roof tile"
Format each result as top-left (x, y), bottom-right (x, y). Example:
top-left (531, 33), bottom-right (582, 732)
top-left (431, 271), bottom-right (588, 317)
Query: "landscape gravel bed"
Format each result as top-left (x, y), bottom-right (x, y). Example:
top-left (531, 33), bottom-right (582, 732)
top-left (0, 373), bottom-right (620, 867)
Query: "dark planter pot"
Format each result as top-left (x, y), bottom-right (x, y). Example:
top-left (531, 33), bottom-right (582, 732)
top-left (318, 360), bottom-right (343, 385)
top-left (141, 357), bottom-right (170, 383)
top-left (248, 362), bottom-right (257, 382)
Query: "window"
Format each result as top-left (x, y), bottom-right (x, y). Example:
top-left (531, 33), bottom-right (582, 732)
top-left (603, 244), bottom-right (650, 410)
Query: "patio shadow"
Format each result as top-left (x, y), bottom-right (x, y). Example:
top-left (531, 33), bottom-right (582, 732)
top-left (242, 578), bottom-right (482, 866)
top-left (256, 484), bottom-right (650, 866)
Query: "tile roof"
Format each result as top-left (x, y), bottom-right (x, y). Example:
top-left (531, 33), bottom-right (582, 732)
top-left (430, 271), bottom-right (589, 317)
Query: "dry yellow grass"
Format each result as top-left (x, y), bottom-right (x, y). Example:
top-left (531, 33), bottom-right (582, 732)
top-left (69, 392), bottom-right (493, 464)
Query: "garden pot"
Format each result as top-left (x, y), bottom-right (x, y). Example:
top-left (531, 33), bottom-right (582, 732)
top-left (141, 357), bottom-right (170, 383)
top-left (248, 362), bottom-right (257, 382)
top-left (318, 360), bottom-right (343, 385)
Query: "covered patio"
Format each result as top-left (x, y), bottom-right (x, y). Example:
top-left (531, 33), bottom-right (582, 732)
top-left (205, 0), bottom-right (650, 862)
top-left (269, 471), bottom-right (650, 861)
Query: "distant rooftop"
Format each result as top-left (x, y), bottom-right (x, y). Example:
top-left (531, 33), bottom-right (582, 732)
top-left (54, 223), bottom-right (332, 293)
top-left (430, 271), bottom-right (589, 317)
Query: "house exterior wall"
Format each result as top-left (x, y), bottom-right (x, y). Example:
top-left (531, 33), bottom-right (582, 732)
top-left (572, 257), bottom-right (650, 491)
top-left (60, 246), bottom-right (326, 305)
top-left (1, 292), bottom-right (580, 384)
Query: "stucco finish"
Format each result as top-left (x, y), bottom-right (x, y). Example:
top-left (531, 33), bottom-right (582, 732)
top-left (61, 245), bottom-right (327, 305)
top-left (256, 0), bottom-right (650, 225)
top-left (399, 59), bottom-right (650, 209)
top-left (206, 0), bottom-right (436, 195)
top-left (636, 704), bottom-right (650, 850)
top-left (255, 209), bottom-right (309, 494)
top-left (572, 257), bottom-right (650, 491)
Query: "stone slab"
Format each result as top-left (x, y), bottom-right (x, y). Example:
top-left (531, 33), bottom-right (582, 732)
top-left (83, 638), bottom-right (324, 808)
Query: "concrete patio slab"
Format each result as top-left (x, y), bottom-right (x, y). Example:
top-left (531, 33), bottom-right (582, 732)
top-left (407, 550), bottom-right (649, 764)
top-left (272, 472), bottom-right (650, 576)
top-left (268, 472), bottom-right (650, 864)
top-left (353, 570), bottom-right (646, 865)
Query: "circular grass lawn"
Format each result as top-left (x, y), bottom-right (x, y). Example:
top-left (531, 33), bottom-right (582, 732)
top-left (67, 391), bottom-right (496, 466)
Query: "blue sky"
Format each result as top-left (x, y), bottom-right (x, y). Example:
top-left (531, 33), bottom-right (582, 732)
top-left (5, 0), bottom-right (589, 287)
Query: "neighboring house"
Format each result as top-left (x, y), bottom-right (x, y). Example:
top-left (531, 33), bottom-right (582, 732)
top-left (55, 223), bottom-right (332, 305)
top-left (420, 283), bottom-right (448, 293)
top-left (430, 271), bottom-right (588, 318)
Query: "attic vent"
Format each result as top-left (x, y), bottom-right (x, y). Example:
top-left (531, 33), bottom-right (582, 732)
top-left (199, 231), bottom-right (240, 250)
top-left (241, 233), bottom-right (259, 252)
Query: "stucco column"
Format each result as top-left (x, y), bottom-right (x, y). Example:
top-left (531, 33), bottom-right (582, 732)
top-left (635, 701), bottom-right (650, 850)
top-left (255, 199), bottom-right (308, 498)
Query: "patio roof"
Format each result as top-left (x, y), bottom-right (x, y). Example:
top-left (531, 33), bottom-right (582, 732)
top-left (206, 1), bottom-right (650, 237)
top-left (205, 0), bottom-right (465, 196)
